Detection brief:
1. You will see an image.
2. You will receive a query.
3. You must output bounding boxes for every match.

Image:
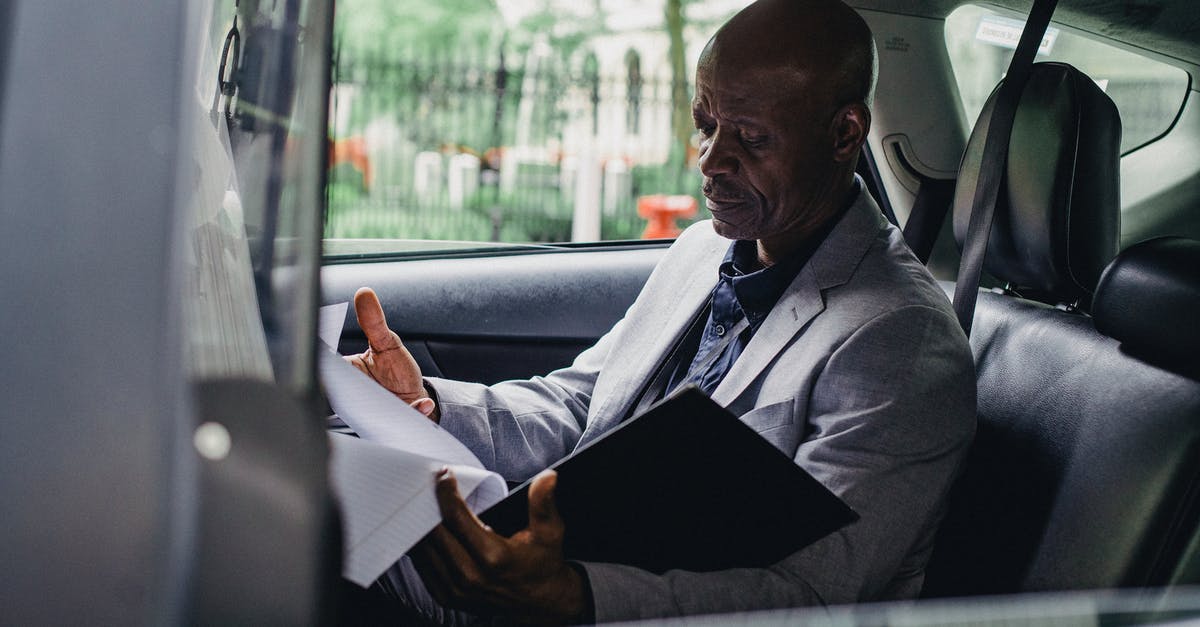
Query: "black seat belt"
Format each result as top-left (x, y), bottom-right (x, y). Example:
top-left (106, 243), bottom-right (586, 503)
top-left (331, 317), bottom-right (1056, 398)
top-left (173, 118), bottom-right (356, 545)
top-left (856, 150), bottom-right (900, 227)
top-left (903, 176), bottom-right (956, 264)
top-left (951, 0), bottom-right (1058, 336)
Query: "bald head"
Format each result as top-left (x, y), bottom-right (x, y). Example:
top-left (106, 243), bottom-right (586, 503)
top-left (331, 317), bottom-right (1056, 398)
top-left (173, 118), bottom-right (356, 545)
top-left (691, 0), bottom-right (877, 263)
top-left (701, 0), bottom-right (877, 110)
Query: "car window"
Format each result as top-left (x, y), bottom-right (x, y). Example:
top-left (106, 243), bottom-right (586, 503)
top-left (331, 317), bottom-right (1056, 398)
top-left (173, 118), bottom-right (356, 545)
top-left (943, 3), bottom-right (1190, 155)
top-left (182, 0), bottom-right (329, 395)
top-left (324, 0), bottom-right (755, 254)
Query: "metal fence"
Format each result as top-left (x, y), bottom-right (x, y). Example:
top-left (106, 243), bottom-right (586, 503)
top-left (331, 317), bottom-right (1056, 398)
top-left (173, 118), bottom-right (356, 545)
top-left (326, 47), bottom-right (704, 243)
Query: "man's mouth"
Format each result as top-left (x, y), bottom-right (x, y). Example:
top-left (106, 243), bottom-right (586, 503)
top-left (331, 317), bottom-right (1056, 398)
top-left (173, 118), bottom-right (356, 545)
top-left (705, 197), bottom-right (745, 212)
top-left (703, 188), bottom-right (749, 210)
top-left (702, 181), bottom-right (749, 211)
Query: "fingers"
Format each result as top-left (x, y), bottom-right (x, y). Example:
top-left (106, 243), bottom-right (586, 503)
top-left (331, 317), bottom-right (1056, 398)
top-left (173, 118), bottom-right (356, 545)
top-left (429, 526), bottom-right (481, 584)
top-left (418, 527), bottom-right (482, 607)
top-left (435, 469), bottom-right (510, 568)
top-left (417, 469), bottom-right (579, 621)
top-left (410, 397), bottom-right (436, 417)
top-left (526, 470), bottom-right (565, 546)
top-left (353, 287), bottom-right (400, 352)
top-left (409, 538), bottom-right (458, 605)
top-left (344, 354), bottom-right (371, 377)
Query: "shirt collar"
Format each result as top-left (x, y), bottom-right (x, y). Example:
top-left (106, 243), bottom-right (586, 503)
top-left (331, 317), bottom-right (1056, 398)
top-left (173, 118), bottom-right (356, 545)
top-left (717, 241), bottom-right (804, 328)
top-left (715, 179), bottom-right (862, 327)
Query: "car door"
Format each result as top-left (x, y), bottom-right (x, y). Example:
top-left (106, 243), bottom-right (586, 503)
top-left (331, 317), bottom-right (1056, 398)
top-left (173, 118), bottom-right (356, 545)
top-left (321, 244), bottom-right (665, 384)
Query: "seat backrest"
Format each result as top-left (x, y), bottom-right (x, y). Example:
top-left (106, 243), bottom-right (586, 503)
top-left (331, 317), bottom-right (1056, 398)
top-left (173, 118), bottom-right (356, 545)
top-left (924, 281), bottom-right (1200, 595)
top-left (1092, 236), bottom-right (1200, 381)
top-left (951, 62), bottom-right (1120, 308)
top-left (923, 63), bottom-right (1200, 596)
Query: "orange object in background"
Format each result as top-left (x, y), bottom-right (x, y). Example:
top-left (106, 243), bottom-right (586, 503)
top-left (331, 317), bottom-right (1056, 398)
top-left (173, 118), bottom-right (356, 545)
top-left (637, 194), bottom-right (698, 239)
top-left (329, 136), bottom-right (372, 190)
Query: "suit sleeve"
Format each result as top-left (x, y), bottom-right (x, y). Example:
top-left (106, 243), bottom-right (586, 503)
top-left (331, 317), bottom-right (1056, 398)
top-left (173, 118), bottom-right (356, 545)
top-left (424, 221), bottom-right (720, 483)
top-left (579, 304), bottom-right (976, 621)
top-left (426, 315), bottom-right (624, 482)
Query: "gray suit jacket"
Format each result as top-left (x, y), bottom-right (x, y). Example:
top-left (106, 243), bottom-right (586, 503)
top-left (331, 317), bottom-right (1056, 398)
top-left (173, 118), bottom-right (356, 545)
top-left (431, 186), bottom-right (976, 621)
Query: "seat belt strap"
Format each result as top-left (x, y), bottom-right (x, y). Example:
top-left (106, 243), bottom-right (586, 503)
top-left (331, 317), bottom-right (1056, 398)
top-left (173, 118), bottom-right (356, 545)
top-left (856, 150), bottom-right (900, 227)
top-left (950, 0), bottom-right (1058, 335)
top-left (902, 176), bottom-right (956, 264)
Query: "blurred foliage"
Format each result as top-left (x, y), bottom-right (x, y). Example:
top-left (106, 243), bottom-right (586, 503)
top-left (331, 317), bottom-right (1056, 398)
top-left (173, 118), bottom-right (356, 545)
top-left (327, 0), bottom-right (714, 245)
top-left (326, 160), bottom-right (709, 243)
top-left (334, 0), bottom-right (501, 58)
top-left (509, 0), bottom-right (606, 60)
top-left (631, 163), bottom-right (703, 200)
top-left (324, 200), bottom-right (496, 240)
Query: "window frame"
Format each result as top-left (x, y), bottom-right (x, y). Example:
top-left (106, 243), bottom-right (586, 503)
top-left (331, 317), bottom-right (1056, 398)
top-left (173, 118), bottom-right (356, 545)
top-left (943, 2), bottom-right (1194, 157)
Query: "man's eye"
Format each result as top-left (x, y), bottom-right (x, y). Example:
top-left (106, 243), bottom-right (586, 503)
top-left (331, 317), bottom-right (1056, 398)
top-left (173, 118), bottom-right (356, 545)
top-left (743, 135), bottom-right (767, 148)
top-left (696, 124), bottom-right (715, 137)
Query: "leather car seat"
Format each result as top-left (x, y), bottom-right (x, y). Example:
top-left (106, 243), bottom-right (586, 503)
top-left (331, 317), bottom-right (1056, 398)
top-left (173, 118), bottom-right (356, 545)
top-left (951, 62), bottom-right (1121, 309)
top-left (1092, 236), bottom-right (1200, 380)
top-left (922, 63), bottom-right (1200, 597)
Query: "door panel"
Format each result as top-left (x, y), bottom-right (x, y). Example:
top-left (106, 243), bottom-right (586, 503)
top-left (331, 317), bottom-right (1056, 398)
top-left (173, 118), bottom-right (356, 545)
top-left (321, 246), bottom-right (666, 383)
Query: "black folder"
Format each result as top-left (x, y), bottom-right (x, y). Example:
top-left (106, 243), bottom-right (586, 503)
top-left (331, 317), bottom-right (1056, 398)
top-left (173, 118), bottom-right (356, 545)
top-left (479, 386), bottom-right (858, 574)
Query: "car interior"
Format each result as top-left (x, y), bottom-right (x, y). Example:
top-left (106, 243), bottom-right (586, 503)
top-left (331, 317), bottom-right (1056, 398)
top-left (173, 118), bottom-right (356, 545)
top-left (1, 0), bottom-right (1198, 624)
top-left (327, 0), bottom-right (1200, 614)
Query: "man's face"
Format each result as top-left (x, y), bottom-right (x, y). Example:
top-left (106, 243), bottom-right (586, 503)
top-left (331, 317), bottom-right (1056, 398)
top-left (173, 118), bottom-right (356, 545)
top-left (692, 58), bottom-right (838, 243)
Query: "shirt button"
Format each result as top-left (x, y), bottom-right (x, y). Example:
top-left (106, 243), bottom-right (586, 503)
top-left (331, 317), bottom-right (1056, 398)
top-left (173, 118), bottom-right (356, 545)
top-left (714, 324), bottom-right (726, 336)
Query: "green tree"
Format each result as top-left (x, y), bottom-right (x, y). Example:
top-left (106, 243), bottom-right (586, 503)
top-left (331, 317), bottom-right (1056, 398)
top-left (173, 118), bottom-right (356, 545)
top-left (334, 0), bottom-right (501, 58)
top-left (511, 0), bottom-right (608, 61)
top-left (666, 0), bottom-right (695, 179)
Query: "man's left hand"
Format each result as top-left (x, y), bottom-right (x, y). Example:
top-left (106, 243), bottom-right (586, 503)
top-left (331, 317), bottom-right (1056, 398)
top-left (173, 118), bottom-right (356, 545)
top-left (411, 468), bottom-right (591, 625)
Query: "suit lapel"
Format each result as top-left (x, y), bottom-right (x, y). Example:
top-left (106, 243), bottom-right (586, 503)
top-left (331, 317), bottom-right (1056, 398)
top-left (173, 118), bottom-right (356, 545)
top-left (710, 266), bottom-right (823, 405)
top-left (575, 184), bottom-right (886, 445)
top-left (711, 188), bottom-right (886, 406)
top-left (575, 235), bottom-right (726, 447)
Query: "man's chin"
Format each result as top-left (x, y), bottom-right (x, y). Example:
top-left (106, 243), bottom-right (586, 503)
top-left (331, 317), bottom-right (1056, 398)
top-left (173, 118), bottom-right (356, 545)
top-left (706, 198), bottom-right (760, 240)
top-left (710, 218), bottom-right (752, 241)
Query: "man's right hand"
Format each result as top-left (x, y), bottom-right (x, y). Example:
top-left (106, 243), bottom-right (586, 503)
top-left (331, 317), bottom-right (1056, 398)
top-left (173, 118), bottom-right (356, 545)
top-left (345, 287), bottom-right (439, 421)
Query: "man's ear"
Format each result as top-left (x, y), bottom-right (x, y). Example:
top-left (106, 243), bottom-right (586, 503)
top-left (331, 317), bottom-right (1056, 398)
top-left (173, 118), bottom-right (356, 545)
top-left (830, 103), bottom-right (870, 163)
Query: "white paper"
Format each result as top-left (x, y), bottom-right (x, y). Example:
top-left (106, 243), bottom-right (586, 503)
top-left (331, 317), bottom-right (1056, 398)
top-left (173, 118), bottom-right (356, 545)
top-left (328, 433), bottom-right (507, 586)
top-left (317, 319), bottom-right (510, 586)
top-left (318, 347), bottom-right (485, 468)
top-left (319, 302), bottom-right (349, 350)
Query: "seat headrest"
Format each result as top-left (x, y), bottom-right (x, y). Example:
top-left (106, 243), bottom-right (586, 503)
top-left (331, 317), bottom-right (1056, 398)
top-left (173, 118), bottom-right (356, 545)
top-left (953, 62), bottom-right (1122, 305)
top-left (1093, 237), bottom-right (1200, 377)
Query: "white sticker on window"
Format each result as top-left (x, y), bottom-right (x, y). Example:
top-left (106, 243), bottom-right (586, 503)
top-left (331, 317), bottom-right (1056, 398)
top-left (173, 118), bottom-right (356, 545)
top-left (975, 15), bottom-right (1059, 54)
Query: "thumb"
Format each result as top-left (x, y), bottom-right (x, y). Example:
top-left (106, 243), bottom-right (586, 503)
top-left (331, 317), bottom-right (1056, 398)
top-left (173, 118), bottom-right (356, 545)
top-left (354, 287), bottom-right (400, 352)
top-left (527, 470), bottom-right (564, 545)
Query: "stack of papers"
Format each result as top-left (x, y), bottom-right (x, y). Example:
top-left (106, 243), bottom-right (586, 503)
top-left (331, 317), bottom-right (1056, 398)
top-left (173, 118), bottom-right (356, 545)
top-left (318, 303), bottom-right (507, 586)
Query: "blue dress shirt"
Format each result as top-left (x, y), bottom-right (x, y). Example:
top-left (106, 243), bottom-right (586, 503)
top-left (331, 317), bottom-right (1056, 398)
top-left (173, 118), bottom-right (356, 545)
top-left (662, 235), bottom-right (820, 397)
top-left (658, 178), bottom-right (863, 401)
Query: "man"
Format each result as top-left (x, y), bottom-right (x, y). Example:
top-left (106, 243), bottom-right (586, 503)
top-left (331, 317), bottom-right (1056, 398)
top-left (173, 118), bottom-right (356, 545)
top-left (347, 0), bottom-right (975, 622)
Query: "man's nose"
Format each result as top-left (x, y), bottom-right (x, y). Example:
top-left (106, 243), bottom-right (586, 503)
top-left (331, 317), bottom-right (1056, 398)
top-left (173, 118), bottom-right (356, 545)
top-left (698, 129), bottom-right (738, 177)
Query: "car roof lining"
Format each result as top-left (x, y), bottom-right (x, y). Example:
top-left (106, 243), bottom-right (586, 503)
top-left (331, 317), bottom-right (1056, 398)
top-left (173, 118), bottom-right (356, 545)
top-left (849, 0), bottom-right (1200, 71)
